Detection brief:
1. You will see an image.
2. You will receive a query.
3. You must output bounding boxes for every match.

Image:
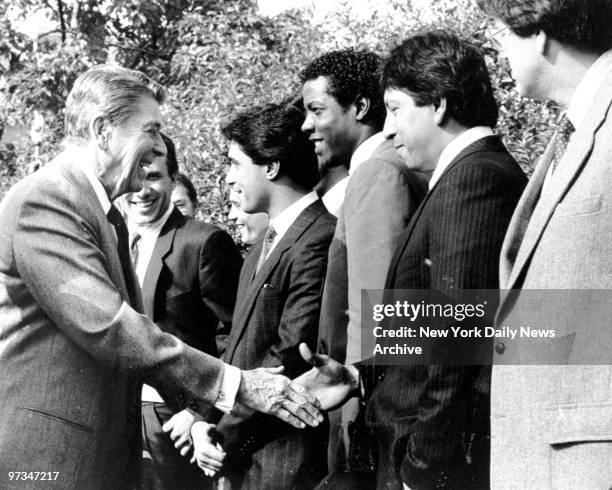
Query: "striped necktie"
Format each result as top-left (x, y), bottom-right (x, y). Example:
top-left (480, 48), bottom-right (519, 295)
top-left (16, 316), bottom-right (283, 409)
top-left (256, 224), bottom-right (277, 274)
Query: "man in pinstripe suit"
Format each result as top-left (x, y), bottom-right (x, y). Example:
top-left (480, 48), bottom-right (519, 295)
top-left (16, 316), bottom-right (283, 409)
top-left (299, 31), bottom-right (526, 489)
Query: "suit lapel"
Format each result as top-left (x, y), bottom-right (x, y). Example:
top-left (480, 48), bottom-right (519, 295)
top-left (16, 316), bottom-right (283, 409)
top-left (386, 136), bottom-right (505, 287)
top-left (225, 200), bottom-right (327, 363)
top-left (504, 76), bottom-right (612, 292)
top-left (141, 208), bottom-right (182, 318)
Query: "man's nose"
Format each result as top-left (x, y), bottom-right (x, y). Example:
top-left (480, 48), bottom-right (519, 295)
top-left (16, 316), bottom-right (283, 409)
top-left (301, 113), bottom-right (314, 133)
top-left (382, 113), bottom-right (397, 140)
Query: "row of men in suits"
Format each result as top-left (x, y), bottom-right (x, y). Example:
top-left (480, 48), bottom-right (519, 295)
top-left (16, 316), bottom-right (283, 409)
top-left (297, 1), bottom-right (612, 489)
top-left (0, 64), bottom-right (324, 489)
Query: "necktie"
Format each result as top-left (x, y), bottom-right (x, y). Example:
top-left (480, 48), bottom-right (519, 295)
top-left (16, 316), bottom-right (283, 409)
top-left (550, 112), bottom-right (575, 174)
top-left (130, 232), bottom-right (141, 267)
top-left (107, 205), bottom-right (139, 306)
top-left (255, 224), bottom-right (277, 274)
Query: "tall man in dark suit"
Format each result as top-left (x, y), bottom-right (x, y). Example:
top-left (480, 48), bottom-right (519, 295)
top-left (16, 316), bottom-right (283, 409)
top-left (121, 133), bottom-right (242, 489)
top-left (479, 1), bottom-right (612, 487)
top-left (0, 65), bottom-right (322, 490)
top-left (300, 48), bottom-right (427, 474)
top-left (297, 31), bottom-right (526, 489)
top-left (191, 101), bottom-right (335, 489)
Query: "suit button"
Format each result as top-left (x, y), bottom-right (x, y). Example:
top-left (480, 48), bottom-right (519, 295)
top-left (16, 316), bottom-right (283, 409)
top-left (495, 342), bottom-right (506, 355)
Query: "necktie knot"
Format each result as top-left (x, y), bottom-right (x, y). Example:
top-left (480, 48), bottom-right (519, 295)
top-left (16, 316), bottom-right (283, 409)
top-left (264, 224), bottom-right (276, 242)
top-left (107, 205), bottom-right (124, 227)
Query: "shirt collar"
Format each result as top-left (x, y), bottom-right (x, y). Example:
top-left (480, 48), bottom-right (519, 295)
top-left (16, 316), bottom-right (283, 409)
top-left (126, 203), bottom-right (175, 239)
top-left (567, 49), bottom-right (612, 130)
top-left (429, 126), bottom-right (494, 190)
top-left (270, 191), bottom-right (318, 241)
top-left (321, 177), bottom-right (348, 217)
top-left (349, 132), bottom-right (386, 175)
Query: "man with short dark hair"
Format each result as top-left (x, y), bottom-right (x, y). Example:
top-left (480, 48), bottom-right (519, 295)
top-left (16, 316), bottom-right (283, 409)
top-left (297, 31), bottom-right (526, 489)
top-left (192, 100), bottom-right (335, 489)
top-left (479, 1), bottom-right (612, 486)
top-left (122, 133), bottom-right (242, 490)
top-left (0, 65), bottom-right (322, 489)
top-left (300, 49), bottom-right (426, 474)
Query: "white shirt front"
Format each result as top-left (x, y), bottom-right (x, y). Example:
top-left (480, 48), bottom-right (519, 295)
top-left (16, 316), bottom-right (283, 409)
top-left (126, 204), bottom-right (174, 287)
top-left (429, 126), bottom-right (495, 190)
top-left (321, 177), bottom-right (348, 217)
top-left (267, 191), bottom-right (318, 258)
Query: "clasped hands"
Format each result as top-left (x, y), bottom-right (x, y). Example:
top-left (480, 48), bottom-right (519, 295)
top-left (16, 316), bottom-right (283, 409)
top-left (165, 345), bottom-right (358, 476)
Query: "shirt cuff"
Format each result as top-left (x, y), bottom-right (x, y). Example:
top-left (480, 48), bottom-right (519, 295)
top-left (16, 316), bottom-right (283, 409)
top-left (214, 363), bottom-right (241, 413)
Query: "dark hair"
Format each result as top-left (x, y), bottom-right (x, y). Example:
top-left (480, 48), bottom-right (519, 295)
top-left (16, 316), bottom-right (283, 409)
top-left (221, 99), bottom-right (319, 190)
top-left (477, 0), bottom-right (612, 53)
top-left (382, 30), bottom-right (498, 128)
top-left (300, 48), bottom-right (385, 129)
top-left (175, 172), bottom-right (198, 207)
top-left (160, 132), bottom-right (178, 178)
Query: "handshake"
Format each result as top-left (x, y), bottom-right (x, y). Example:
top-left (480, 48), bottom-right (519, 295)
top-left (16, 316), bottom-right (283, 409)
top-left (164, 343), bottom-right (360, 476)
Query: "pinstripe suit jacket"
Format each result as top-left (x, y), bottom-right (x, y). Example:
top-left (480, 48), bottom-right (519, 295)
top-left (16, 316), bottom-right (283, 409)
top-left (217, 199), bottom-right (335, 490)
top-left (362, 136), bottom-right (526, 489)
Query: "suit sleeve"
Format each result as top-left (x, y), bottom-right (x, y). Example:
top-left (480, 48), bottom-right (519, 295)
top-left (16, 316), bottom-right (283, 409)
top-left (401, 161), bottom-right (519, 487)
top-left (12, 185), bottom-right (225, 412)
top-left (198, 229), bottom-right (242, 356)
top-left (344, 157), bottom-right (425, 362)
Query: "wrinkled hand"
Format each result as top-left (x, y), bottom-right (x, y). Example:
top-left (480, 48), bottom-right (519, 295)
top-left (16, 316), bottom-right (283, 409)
top-left (190, 421), bottom-right (226, 477)
top-left (293, 343), bottom-right (359, 411)
top-left (237, 366), bottom-right (323, 429)
top-left (162, 409), bottom-right (196, 457)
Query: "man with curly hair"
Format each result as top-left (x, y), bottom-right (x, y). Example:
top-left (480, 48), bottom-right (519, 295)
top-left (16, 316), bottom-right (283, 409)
top-left (478, 0), bottom-right (612, 487)
top-left (300, 49), bottom-right (426, 477)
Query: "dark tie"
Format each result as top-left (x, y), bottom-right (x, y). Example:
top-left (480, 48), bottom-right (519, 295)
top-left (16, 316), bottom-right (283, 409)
top-left (551, 112), bottom-right (575, 174)
top-left (107, 205), bottom-right (139, 306)
top-left (130, 232), bottom-right (141, 267)
top-left (255, 224), bottom-right (277, 274)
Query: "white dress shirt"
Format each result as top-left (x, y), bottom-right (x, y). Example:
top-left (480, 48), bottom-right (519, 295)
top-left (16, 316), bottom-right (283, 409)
top-left (267, 191), bottom-right (318, 258)
top-left (321, 178), bottom-right (348, 217)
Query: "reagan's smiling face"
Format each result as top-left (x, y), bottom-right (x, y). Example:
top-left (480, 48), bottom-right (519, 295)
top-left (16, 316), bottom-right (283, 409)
top-left (123, 142), bottom-right (174, 226)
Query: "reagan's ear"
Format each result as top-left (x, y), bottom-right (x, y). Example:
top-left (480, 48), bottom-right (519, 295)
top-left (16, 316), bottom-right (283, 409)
top-left (91, 113), bottom-right (112, 151)
top-left (536, 29), bottom-right (549, 55)
top-left (265, 161), bottom-right (281, 180)
top-left (433, 97), bottom-right (448, 126)
top-left (354, 95), bottom-right (371, 122)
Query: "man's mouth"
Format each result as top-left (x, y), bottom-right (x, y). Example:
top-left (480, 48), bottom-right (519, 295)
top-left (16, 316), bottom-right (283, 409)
top-left (129, 198), bottom-right (156, 209)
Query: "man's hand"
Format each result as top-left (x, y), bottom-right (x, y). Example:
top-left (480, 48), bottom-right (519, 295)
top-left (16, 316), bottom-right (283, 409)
top-left (237, 366), bottom-right (323, 429)
top-left (162, 409), bottom-right (196, 456)
top-left (293, 343), bottom-right (360, 411)
top-left (190, 421), bottom-right (226, 477)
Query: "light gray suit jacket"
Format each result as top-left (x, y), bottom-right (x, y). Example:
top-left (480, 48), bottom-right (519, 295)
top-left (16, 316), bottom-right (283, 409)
top-left (491, 64), bottom-right (612, 488)
top-left (0, 153), bottom-right (225, 489)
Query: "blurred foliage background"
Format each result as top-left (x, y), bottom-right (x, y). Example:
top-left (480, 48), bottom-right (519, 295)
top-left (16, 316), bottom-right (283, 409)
top-left (0, 0), bottom-right (558, 230)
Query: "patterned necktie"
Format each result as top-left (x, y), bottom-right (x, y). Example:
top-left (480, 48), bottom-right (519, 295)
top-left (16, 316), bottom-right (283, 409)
top-left (256, 224), bottom-right (277, 274)
top-left (107, 205), bottom-right (139, 306)
top-left (550, 112), bottom-right (575, 174)
top-left (130, 232), bottom-right (141, 267)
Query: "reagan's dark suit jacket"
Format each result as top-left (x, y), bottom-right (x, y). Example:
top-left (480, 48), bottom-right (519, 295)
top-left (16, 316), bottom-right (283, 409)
top-left (0, 155), bottom-right (226, 490)
top-left (362, 136), bottom-right (526, 490)
top-left (142, 207), bottom-right (241, 379)
top-left (217, 199), bottom-right (335, 490)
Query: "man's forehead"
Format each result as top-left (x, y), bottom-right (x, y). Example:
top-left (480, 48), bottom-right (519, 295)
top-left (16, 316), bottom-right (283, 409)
top-left (302, 76), bottom-right (334, 101)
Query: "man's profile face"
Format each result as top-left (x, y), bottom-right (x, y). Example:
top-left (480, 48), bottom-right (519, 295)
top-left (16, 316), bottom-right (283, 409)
top-left (489, 20), bottom-right (543, 99)
top-left (227, 190), bottom-right (269, 245)
top-left (383, 87), bottom-right (440, 174)
top-left (172, 183), bottom-right (196, 218)
top-left (104, 95), bottom-right (164, 198)
top-left (225, 141), bottom-right (270, 215)
top-left (123, 143), bottom-right (173, 226)
top-left (301, 76), bottom-right (359, 171)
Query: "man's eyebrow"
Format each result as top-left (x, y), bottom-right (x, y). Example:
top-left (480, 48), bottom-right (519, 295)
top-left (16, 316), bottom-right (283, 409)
top-left (143, 120), bottom-right (162, 130)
